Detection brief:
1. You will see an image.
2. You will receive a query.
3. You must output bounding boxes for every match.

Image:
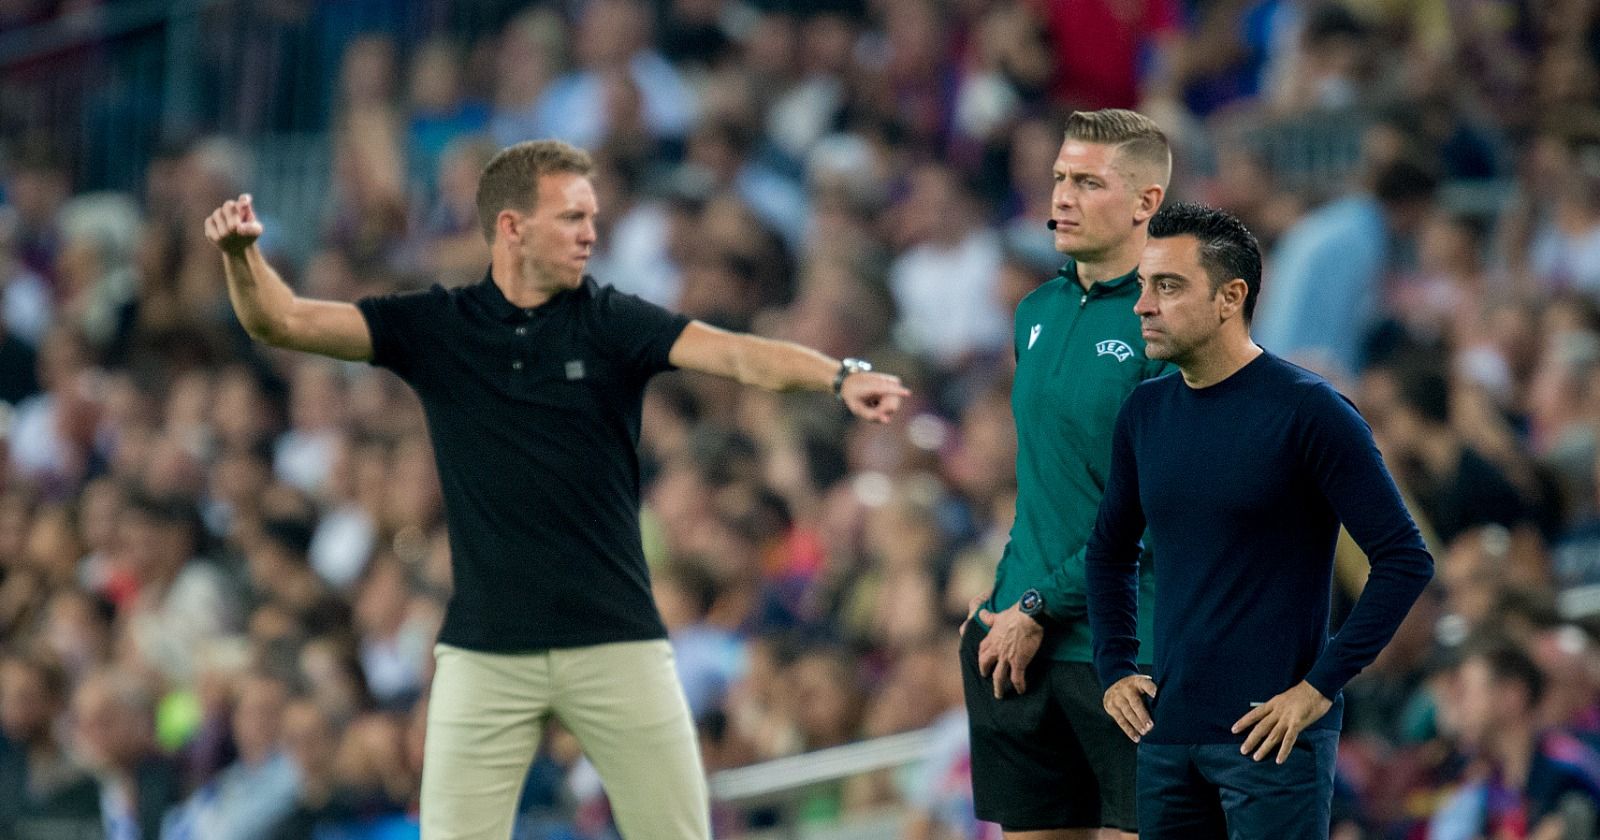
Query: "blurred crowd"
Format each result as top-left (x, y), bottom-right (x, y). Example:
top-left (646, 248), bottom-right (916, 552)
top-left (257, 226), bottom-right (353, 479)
top-left (4, 0), bottom-right (1600, 838)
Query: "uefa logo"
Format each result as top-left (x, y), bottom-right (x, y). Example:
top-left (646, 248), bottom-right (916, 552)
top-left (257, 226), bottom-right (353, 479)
top-left (1095, 339), bottom-right (1135, 362)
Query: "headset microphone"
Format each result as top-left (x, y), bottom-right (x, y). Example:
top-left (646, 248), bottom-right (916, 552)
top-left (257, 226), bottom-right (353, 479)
top-left (1046, 219), bottom-right (1058, 230)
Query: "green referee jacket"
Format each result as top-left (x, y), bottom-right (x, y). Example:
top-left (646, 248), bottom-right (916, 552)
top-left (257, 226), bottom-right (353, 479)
top-left (986, 261), bottom-right (1166, 664)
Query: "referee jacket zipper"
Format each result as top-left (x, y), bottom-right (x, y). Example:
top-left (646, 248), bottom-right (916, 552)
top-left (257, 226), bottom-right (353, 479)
top-left (1049, 287), bottom-right (1093, 378)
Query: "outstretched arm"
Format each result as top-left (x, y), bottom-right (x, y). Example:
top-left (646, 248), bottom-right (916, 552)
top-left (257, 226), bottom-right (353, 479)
top-left (667, 321), bottom-right (910, 423)
top-left (205, 194), bottom-right (373, 362)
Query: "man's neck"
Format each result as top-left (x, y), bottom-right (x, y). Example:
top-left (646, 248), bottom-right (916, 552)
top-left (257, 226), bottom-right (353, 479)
top-left (1069, 235), bottom-right (1144, 291)
top-left (1178, 330), bottom-right (1262, 389)
top-left (491, 259), bottom-right (561, 309)
top-left (1490, 723), bottom-right (1537, 789)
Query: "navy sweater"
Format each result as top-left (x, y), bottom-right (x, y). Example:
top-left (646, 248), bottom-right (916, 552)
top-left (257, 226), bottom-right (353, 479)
top-left (1085, 352), bottom-right (1433, 744)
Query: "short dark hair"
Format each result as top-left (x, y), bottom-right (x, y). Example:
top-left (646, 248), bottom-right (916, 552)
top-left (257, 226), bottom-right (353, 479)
top-left (476, 140), bottom-right (595, 243)
top-left (259, 516), bottom-right (314, 560)
top-left (1147, 202), bottom-right (1263, 321)
top-left (1373, 159), bottom-right (1439, 206)
top-left (124, 490), bottom-right (203, 550)
top-left (1392, 359), bottom-right (1451, 426)
top-left (1464, 637), bottom-right (1545, 709)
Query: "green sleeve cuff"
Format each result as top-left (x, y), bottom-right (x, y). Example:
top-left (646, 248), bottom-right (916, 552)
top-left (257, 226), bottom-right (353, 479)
top-left (1037, 545), bottom-right (1089, 623)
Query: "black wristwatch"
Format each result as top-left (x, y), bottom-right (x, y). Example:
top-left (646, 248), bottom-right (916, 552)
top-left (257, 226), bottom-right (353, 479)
top-left (1019, 588), bottom-right (1046, 622)
top-left (832, 357), bottom-right (872, 399)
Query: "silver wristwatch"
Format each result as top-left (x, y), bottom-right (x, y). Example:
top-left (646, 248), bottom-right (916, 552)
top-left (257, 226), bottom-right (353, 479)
top-left (832, 358), bottom-right (872, 399)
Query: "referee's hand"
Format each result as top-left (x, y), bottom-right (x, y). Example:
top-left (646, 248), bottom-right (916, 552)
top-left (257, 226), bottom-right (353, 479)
top-left (976, 604), bottom-right (1042, 698)
top-left (1103, 675), bottom-right (1157, 742)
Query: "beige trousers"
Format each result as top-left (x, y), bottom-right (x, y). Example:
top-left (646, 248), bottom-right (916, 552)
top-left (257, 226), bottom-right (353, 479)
top-left (420, 640), bottom-right (711, 840)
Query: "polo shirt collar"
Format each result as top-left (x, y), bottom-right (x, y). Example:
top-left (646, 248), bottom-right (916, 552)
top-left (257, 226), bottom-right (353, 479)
top-left (1057, 260), bottom-right (1140, 297)
top-left (467, 269), bottom-right (592, 322)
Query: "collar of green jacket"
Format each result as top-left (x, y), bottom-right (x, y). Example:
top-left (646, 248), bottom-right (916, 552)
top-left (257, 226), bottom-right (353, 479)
top-left (1057, 260), bottom-right (1140, 297)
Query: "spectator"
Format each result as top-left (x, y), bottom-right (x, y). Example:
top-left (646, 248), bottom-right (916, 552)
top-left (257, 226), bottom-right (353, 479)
top-left (1375, 361), bottom-right (1543, 556)
top-left (404, 37), bottom-right (491, 197)
top-left (654, 559), bottom-right (747, 720)
top-left (71, 667), bottom-right (184, 840)
top-left (0, 650), bottom-right (100, 838)
top-left (1428, 638), bottom-right (1600, 839)
top-left (887, 164), bottom-right (1009, 366)
top-left (118, 492), bottom-right (242, 687)
top-left (1036, 0), bottom-right (1182, 111)
top-left (164, 670), bottom-right (301, 840)
top-left (271, 696), bottom-right (348, 838)
top-left (1253, 158), bottom-right (1440, 378)
top-left (528, 0), bottom-right (696, 150)
top-left (352, 556), bottom-right (430, 710)
top-left (273, 359), bottom-right (347, 496)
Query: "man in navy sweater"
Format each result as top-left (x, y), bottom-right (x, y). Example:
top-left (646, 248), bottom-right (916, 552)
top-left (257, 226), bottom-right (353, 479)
top-left (1084, 202), bottom-right (1434, 839)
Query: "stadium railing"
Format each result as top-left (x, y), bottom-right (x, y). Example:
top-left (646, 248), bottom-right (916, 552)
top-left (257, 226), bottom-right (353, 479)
top-left (708, 727), bottom-right (937, 840)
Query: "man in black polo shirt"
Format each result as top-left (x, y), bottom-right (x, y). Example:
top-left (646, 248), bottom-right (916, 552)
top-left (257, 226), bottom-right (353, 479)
top-left (203, 139), bottom-right (909, 840)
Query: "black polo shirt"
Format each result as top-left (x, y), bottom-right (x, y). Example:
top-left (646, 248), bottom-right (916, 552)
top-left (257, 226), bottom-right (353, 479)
top-left (356, 272), bottom-right (690, 652)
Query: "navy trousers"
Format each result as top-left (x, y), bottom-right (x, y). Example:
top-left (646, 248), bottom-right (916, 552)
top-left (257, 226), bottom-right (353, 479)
top-left (1135, 730), bottom-right (1338, 840)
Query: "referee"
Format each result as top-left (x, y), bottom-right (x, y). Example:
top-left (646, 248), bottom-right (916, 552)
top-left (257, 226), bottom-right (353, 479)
top-left (203, 139), bottom-right (909, 840)
top-left (964, 109), bottom-right (1169, 839)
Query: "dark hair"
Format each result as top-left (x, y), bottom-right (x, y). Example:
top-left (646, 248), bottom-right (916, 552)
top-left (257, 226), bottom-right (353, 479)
top-left (1464, 637), bottom-right (1546, 708)
top-left (658, 560), bottom-right (722, 617)
top-left (1373, 159), bottom-right (1439, 206)
top-left (1393, 360), bottom-right (1451, 426)
top-left (1147, 202), bottom-right (1263, 321)
top-left (1303, 3), bottom-right (1368, 45)
top-left (260, 517), bottom-right (315, 560)
top-left (124, 491), bottom-right (203, 550)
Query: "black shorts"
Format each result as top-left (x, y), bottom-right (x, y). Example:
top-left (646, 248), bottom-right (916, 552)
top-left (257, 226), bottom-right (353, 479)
top-left (961, 621), bottom-right (1140, 832)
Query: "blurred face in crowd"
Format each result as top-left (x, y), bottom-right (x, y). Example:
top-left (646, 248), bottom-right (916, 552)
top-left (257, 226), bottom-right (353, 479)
top-left (117, 509), bottom-right (188, 584)
top-left (512, 173), bottom-right (598, 294)
top-left (339, 35), bottom-right (397, 108)
top-left (282, 698), bottom-right (337, 778)
top-left (1417, 213), bottom-right (1479, 277)
top-left (789, 653), bottom-right (860, 749)
top-left (577, 0), bottom-right (646, 68)
top-left (1135, 234), bottom-right (1244, 365)
top-left (1453, 657), bottom-right (1526, 751)
top-left (72, 674), bottom-right (153, 771)
top-left (232, 675), bottom-right (289, 764)
top-left (898, 165), bottom-right (969, 247)
top-left (77, 479), bottom-right (125, 554)
top-left (408, 39), bottom-right (463, 113)
top-left (0, 658), bottom-right (58, 745)
top-left (41, 589), bottom-right (110, 675)
top-left (1051, 139), bottom-right (1158, 262)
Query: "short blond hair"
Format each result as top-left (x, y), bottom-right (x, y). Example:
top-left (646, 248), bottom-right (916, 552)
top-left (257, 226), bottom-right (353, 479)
top-left (476, 140), bottom-right (595, 242)
top-left (1064, 109), bottom-right (1171, 189)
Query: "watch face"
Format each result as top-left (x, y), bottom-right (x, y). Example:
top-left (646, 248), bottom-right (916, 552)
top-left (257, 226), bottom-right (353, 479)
top-left (1020, 590), bottom-right (1042, 613)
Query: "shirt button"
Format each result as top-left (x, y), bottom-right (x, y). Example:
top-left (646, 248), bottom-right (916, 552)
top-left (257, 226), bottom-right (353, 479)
top-left (515, 326), bottom-right (527, 336)
top-left (524, 309), bottom-right (534, 317)
top-left (512, 360), bottom-right (524, 371)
